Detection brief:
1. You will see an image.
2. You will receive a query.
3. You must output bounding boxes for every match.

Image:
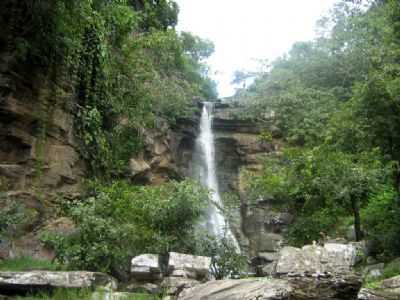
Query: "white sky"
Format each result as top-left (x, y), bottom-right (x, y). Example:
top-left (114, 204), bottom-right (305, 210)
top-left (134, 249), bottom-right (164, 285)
top-left (176, 0), bottom-right (338, 97)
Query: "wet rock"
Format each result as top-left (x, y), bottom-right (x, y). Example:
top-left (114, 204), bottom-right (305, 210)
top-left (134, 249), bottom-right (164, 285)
top-left (168, 252), bottom-right (211, 280)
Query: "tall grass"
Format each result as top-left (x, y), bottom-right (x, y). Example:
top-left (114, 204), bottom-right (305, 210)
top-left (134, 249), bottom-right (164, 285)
top-left (0, 257), bottom-right (63, 271)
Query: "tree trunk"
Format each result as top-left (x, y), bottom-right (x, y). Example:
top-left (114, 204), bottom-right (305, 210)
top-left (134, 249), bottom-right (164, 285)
top-left (351, 198), bottom-right (362, 241)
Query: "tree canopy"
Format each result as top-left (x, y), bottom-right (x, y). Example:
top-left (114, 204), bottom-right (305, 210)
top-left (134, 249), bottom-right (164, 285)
top-left (236, 0), bottom-right (400, 259)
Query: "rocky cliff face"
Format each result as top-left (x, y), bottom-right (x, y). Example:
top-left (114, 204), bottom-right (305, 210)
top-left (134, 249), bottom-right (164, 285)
top-left (0, 52), bottom-right (198, 258)
top-left (128, 117), bottom-right (199, 185)
top-left (212, 105), bottom-right (290, 262)
top-left (0, 51), bottom-right (86, 258)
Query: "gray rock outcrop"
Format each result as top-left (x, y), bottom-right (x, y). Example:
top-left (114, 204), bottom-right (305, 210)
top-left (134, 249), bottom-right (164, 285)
top-left (178, 275), bottom-right (361, 300)
top-left (0, 271), bottom-right (116, 293)
top-left (161, 277), bottom-right (201, 297)
top-left (168, 252), bottom-right (211, 280)
top-left (276, 243), bottom-right (358, 276)
top-left (130, 254), bottom-right (162, 281)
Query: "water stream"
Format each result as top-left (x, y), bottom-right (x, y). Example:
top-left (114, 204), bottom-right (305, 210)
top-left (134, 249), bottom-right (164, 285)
top-left (194, 102), bottom-right (238, 247)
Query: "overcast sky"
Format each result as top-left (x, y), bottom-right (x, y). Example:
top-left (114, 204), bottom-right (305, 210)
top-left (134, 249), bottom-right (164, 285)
top-left (176, 0), bottom-right (338, 97)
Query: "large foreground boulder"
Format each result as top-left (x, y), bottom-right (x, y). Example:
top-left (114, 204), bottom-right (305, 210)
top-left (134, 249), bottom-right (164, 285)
top-left (178, 275), bottom-right (362, 300)
top-left (0, 271), bottom-right (116, 293)
top-left (276, 243), bottom-right (358, 276)
top-left (178, 278), bottom-right (292, 300)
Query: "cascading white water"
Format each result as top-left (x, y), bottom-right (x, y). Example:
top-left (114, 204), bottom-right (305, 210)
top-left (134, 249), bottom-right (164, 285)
top-left (195, 102), bottom-right (238, 247)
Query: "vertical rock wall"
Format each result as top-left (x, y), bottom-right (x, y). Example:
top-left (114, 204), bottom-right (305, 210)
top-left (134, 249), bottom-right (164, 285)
top-left (212, 105), bottom-right (292, 262)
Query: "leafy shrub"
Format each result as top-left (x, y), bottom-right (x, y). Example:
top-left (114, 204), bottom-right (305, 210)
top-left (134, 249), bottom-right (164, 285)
top-left (0, 201), bottom-right (26, 239)
top-left (362, 186), bottom-right (400, 259)
top-left (41, 180), bottom-right (208, 275)
top-left (194, 233), bottom-right (247, 280)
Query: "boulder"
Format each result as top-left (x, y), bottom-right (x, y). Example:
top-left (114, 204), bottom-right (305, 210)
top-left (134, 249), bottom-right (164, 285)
top-left (276, 243), bottom-right (357, 276)
top-left (358, 288), bottom-right (391, 300)
top-left (381, 275), bottom-right (400, 294)
top-left (178, 278), bottom-right (292, 300)
top-left (168, 252), bottom-right (211, 280)
top-left (258, 233), bottom-right (283, 252)
top-left (129, 158), bottom-right (150, 177)
top-left (125, 282), bottom-right (161, 294)
top-left (161, 277), bottom-right (201, 296)
top-left (357, 275), bottom-right (400, 299)
top-left (131, 254), bottom-right (162, 281)
top-left (362, 263), bottom-right (384, 281)
top-left (257, 252), bottom-right (279, 263)
top-left (251, 252), bottom-right (278, 277)
top-left (178, 275), bottom-right (361, 300)
top-left (0, 271), bottom-right (117, 293)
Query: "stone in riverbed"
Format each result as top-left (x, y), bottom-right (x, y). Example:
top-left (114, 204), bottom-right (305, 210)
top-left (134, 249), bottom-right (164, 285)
top-left (0, 271), bottom-right (117, 293)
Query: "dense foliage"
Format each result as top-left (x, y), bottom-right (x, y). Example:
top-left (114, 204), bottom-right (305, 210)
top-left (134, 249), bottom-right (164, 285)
top-left (236, 0), bottom-right (400, 259)
top-left (41, 180), bottom-right (208, 275)
top-left (193, 234), bottom-right (247, 280)
top-left (0, 0), bottom-right (217, 178)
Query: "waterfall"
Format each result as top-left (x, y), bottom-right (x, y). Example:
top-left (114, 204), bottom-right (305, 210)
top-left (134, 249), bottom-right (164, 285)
top-left (195, 102), bottom-right (238, 247)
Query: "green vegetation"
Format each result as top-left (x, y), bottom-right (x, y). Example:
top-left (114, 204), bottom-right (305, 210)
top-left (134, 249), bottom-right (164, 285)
top-left (14, 289), bottom-right (160, 300)
top-left (41, 180), bottom-right (208, 275)
top-left (194, 234), bottom-right (247, 280)
top-left (0, 0), bottom-right (217, 179)
top-left (0, 257), bottom-right (62, 271)
top-left (0, 0), bottom-right (241, 282)
top-left (14, 289), bottom-right (92, 300)
top-left (236, 0), bottom-right (400, 259)
top-left (364, 259), bottom-right (400, 288)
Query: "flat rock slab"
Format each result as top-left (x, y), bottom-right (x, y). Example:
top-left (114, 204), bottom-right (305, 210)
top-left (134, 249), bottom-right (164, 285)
top-left (178, 275), bottom-right (361, 300)
top-left (358, 276), bottom-right (400, 300)
top-left (178, 278), bottom-right (292, 300)
top-left (358, 288), bottom-right (400, 300)
top-left (0, 271), bottom-right (116, 293)
top-left (161, 277), bottom-right (201, 296)
top-left (276, 243), bottom-right (357, 275)
top-left (168, 252), bottom-right (211, 280)
top-left (131, 254), bottom-right (162, 281)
